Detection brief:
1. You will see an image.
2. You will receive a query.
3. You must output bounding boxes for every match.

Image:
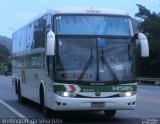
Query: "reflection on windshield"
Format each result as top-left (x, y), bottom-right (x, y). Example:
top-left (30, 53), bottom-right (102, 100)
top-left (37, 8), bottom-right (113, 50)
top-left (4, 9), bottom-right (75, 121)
top-left (55, 38), bottom-right (134, 83)
top-left (56, 16), bottom-right (131, 36)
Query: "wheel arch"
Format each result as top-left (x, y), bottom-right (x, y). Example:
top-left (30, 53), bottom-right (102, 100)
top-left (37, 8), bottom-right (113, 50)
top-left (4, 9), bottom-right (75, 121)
top-left (39, 80), bottom-right (46, 105)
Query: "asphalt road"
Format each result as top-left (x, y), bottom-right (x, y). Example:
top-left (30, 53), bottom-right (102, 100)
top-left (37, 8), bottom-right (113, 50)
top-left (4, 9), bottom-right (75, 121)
top-left (0, 75), bottom-right (160, 124)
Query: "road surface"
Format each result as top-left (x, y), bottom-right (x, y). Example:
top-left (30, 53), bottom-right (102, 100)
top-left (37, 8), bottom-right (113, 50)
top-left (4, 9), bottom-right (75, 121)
top-left (0, 75), bottom-right (160, 124)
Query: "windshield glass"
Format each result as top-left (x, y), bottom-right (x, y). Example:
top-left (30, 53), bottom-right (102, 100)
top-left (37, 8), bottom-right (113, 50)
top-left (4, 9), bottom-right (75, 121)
top-left (55, 38), bottom-right (134, 83)
top-left (55, 15), bottom-right (131, 36)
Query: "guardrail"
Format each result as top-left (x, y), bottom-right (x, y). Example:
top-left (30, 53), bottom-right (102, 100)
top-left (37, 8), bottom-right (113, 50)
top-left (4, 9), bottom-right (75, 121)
top-left (136, 77), bottom-right (160, 85)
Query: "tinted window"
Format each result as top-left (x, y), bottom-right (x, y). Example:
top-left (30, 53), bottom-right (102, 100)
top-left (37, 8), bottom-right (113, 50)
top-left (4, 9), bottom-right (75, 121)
top-left (55, 16), bottom-right (131, 36)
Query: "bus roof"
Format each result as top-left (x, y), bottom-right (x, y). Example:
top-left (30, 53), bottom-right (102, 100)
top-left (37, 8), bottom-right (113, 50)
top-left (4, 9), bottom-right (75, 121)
top-left (13, 7), bottom-right (130, 35)
top-left (51, 7), bottom-right (129, 15)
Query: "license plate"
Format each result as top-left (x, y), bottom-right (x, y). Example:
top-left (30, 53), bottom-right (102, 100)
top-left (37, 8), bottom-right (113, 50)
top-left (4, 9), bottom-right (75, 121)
top-left (91, 102), bottom-right (105, 107)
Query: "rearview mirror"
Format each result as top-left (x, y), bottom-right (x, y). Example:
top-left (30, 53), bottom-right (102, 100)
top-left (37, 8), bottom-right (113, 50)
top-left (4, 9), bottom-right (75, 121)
top-left (132, 33), bottom-right (149, 57)
top-left (46, 31), bottom-right (55, 56)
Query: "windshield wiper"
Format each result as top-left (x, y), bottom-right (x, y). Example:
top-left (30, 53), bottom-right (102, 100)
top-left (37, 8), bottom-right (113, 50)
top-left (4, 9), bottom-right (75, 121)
top-left (77, 55), bottom-right (94, 83)
top-left (78, 45), bottom-right (94, 83)
top-left (100, 56), bottom-right (119, 83)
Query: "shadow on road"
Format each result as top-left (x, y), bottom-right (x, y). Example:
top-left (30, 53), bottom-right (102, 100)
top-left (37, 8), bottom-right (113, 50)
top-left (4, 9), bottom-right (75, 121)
top-left (5, 99), bottom-right (142, 124)
top-left (50, 111), bottom-right (142, 124)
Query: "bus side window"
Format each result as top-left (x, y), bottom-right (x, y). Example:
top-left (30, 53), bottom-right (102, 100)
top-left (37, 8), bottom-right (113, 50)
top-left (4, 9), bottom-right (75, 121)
top-left (34, 17), bottom-right (46, 48)
top-left (46, 14), bottom-right (52, 31)
top-left (48, 57), bottom-right (54, 80)
top-left (45, 14), bottom-right (52, 35)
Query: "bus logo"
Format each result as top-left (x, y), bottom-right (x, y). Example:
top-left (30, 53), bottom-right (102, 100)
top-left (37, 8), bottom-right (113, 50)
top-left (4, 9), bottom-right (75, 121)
top-left (95, 92), bottom-right (101, 96)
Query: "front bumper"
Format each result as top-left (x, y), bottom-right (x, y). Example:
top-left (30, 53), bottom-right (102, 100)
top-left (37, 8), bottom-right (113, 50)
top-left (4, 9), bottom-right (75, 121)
top-left (53, 95), bottom-right (136, 111)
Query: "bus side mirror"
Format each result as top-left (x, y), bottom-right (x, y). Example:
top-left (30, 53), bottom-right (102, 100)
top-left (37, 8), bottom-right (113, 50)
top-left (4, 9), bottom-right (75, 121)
top-left (132, 33), bottom-right (149, 57)
top-left (46, 31), bottom-right (55, 56)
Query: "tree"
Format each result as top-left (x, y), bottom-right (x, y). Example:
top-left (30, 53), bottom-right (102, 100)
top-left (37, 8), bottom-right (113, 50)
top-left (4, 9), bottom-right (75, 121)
top-left (0, 45), bottom-right (10, 63)
top-left (0, 45), bottom-right (11, 73)
top-left (135, 4), bottom-right (160, 77)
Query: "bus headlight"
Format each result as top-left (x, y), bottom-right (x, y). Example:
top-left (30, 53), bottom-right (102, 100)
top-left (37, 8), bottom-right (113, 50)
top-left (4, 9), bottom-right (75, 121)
top-left (120, 91), bottom-right (136, 97)
top-left (63, 91), bottom-right (69, 97)
top-left (56, 91), bottom-right (77, 97)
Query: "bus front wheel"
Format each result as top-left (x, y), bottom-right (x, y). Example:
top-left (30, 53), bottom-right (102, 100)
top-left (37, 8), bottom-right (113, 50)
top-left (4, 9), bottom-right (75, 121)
top-left (40, 86), bottom-right (50, 117)
top-left (104, 110), bottom-right (116, 118)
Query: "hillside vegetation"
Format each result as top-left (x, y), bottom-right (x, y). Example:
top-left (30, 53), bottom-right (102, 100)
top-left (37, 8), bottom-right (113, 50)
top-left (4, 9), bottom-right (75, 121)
top-left (0, 36), bottom-right (11, 74)
top-left (135, 4), bottom-right (160, 77)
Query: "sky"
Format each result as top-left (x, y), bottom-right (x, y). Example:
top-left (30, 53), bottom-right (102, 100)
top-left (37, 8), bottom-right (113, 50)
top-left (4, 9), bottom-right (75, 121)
top-left (0, 0), bottom-right (159, 38)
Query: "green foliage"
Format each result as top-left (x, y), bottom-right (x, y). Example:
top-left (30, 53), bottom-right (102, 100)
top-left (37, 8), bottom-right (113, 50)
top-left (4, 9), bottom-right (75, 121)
top-left (135, 4), bottom-right (160, 77)
top-left (0, 45), bottom-right (10, 63)
top-left (0, 44), bottom-right (11, 73)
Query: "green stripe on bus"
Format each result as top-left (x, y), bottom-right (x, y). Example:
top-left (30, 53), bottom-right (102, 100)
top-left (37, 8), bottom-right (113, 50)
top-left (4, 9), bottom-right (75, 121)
top-left (54, 85), bottom-right (66, 92)
top-left (54, 84), bottom-right (137, 92)
top-left (79, 85), bottom-right (137, 92)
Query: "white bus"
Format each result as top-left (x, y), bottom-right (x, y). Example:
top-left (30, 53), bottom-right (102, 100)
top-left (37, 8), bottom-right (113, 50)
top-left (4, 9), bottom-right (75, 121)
top-left (12, 8), bottom-right (149, 117)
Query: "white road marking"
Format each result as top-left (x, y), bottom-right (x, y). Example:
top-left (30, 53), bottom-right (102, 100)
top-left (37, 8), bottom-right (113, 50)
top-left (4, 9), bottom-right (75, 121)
top-left (0, 99), bottom-right (26, 118)
top-left (0, 99), bottom-right (36, 124)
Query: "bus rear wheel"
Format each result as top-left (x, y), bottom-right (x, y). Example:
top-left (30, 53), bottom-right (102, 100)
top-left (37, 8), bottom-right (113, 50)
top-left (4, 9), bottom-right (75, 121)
top-left (17, 83), bottom-right (26, 104)
top-left (104, 110), bottom-right (116, 118)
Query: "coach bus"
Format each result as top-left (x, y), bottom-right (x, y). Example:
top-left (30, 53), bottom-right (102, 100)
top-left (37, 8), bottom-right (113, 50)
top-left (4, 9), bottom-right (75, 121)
top-left (12, 8), bottom-right (149, 117)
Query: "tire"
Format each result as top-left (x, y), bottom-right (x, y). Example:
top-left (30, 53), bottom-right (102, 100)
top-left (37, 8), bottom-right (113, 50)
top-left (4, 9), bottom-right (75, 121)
top-left (17, 83), bottom-right (26, 104)
top-left (104, 110), bottom-right (116, 118)
top-left (15, 81), bottom-right (18, 94)
top-left (40, 86), bottom-right (50, 117)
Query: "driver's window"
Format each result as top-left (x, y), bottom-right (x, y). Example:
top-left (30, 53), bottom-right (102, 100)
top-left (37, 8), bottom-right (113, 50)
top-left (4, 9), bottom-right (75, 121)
top-left (48, 57), bottom-right (54, 80)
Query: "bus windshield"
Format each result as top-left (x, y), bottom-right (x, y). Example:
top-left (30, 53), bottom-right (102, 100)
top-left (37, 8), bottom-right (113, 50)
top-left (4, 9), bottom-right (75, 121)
top-left (55, 15), bottom-right (131, 36)
top-left (55, 38), bottom-right (134, 83)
